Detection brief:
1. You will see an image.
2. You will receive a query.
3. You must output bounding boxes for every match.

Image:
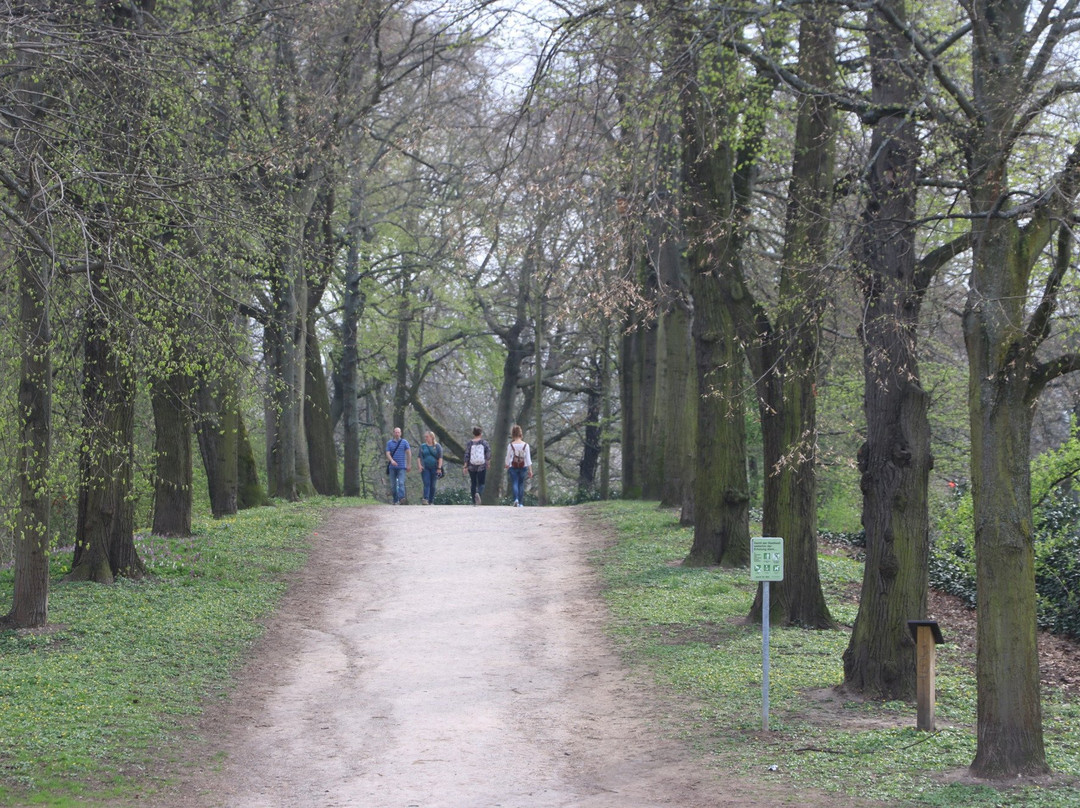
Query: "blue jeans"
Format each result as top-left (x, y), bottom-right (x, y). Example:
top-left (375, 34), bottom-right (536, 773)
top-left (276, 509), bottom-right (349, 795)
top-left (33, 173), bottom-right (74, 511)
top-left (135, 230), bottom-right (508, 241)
top-left (509, 467), bottom-right (527, 504)
top-left (468, 468), bottom-right (486, 502)
top-left (389, 467), bottom-right (407, 503)
top-left (421, 468), bottom-right (437, 503)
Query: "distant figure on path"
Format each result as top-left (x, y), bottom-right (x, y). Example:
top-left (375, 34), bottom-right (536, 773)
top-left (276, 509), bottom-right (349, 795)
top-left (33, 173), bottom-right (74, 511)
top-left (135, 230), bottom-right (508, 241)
top-left (463, 426), bottom-right (491, 505)
top-left (416, 431), bottom-right (444, 505)
top-left (385, 427), bottom-right (411, 505)
top-left (504, 424), bottom-right (533, 508)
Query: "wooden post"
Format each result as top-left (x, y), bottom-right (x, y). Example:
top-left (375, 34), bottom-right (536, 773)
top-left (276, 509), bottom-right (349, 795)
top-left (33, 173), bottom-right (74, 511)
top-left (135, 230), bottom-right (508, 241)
top-left (907, 620), bottom-right (944, 732)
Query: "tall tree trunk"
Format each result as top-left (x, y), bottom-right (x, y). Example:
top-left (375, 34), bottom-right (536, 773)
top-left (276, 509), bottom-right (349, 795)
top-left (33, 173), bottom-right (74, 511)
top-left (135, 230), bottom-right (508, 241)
top-left (533, 298), bottom-right (548, 506)
top-left (265, 258), bottom-right (299, 501)
top-left (648, 204), bottom-right (696, 509)
top-left (578, 368), bottom-right (602, 492)
top-left (619, 322), bottom-right (644, 499)
top-left (195, 372), bottom-right (239, 518)
top-left (677, 14), bottom-right (750, 566)
top-left (3, 12), bottom-right (53, 629)
top-left (487, 249), bottom-right (534, 504)
top-left (265, 184), bottom-right (317, 501)
top-left (393, 272), bottom-right (412, 431)
top-left (340, 193), bottom-right (368, 497)
top-left (599, 321), bottom-right (613, 500)
top-left (750, 8), bottom-right (837, 628)
top-left (305, 326), bottom-right (341, 495)
top-left (151, 373), bottom-right (193, 537)
top-left (5, 243), bottom-right (52, 627)
top-left (620, 254), bottom-right (658, 500)
top-left (69, 270), bottom-right (143, 582)
top-left (965, 205), bottom-right (1050, 778)
top-left (684, 292), bottom-right (748, 567)
top-left (237, 415), bottom-right (267, 510)
top-left (843, 0), bottom-right (929, 699)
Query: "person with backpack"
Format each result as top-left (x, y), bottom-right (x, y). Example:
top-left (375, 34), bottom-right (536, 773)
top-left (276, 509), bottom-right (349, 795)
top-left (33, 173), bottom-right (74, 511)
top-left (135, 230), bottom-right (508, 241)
top-left (504, 424), bottom-right (533, 508)
top-left (385, 427), bottom-right (411, 505)
top-left (416, 431), bottom-right (444, 505)
top-left (462, 426), bottom-right (491, 505)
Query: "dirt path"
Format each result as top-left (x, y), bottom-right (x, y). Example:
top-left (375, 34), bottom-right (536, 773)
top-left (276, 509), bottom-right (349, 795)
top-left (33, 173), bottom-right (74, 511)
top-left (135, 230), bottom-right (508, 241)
top-left (147, 505), bottom-right (853, 807)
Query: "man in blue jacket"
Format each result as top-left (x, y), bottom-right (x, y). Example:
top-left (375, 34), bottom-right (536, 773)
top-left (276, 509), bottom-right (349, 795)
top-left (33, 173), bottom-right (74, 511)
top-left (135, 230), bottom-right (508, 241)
top-left (385, 427), bottom-right (412, 504)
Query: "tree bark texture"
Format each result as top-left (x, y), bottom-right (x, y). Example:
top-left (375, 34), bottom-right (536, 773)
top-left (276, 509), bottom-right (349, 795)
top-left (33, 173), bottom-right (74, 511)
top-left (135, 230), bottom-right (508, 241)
top-left (533, 297), bottom-right (548, 506)
top-left (962, 0), bottom-right (1066, 777)
top-left (749, 8), bottom-right (836, 628)
top-left (843, 0), bottom-right (929, 700)
top-left (195, 372), bottom-right (239, 518)
top-left (965, 174), bottom-right (1048, 778)
top-left (237, 416), bottom-right (268, 510)
top-left (151, 373), bottom-right (193, 537)
top-left (70, 272), bottom-right (143, 582)
top-left (393, 272), bottom-right (412, 432)
top-left (340, 193), bottom-right (368, 497)
top-left (305, 326), bottom-right (341, 496)
top-left (5, 242), bottom-right (52, 627)
top-left (619, 259), bottom-right (658, 500)
top-left (677, 21), bottom-right (750, 567)
top-left (265, 184), bottom-right (317, 501)
top-left (648, 207), bottom-right (696, 510)
top-left (3, 13), bottom-right (53, 628)
top-left (578, 373), bottom-right (602, 491)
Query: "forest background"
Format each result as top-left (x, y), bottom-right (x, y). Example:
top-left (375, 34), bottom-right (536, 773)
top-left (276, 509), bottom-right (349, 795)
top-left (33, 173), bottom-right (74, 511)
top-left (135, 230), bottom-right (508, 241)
top-left (4, 0), bottom-right (1080, 783)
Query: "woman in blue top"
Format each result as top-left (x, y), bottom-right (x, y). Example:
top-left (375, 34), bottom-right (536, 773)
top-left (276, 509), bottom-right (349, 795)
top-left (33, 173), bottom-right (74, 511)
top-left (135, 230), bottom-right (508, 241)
top-left (415, 431), bottom-right (443, 505)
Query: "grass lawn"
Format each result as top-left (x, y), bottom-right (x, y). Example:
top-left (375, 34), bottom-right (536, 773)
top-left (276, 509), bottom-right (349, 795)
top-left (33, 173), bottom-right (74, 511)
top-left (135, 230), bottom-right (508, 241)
top-left (587, 500), bottom-right (1080, 807)
top-left (0, 499), bottom-right (336, 806)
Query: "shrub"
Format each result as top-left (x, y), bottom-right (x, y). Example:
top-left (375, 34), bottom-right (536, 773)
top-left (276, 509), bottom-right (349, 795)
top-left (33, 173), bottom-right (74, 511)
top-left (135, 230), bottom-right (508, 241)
top-left (1034, 489), bottom-right (1080, 638)
top-left (929, 482), bottom-right (1080, 637)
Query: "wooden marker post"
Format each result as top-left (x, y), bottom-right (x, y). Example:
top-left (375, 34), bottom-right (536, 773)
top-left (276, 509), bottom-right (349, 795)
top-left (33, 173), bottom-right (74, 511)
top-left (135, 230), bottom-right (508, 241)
top-left (907, 620), bottom-right (944, 731)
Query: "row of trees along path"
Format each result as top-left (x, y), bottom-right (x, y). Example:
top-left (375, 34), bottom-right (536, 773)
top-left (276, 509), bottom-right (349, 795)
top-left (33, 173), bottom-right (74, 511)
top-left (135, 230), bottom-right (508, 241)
top-left (4, 0), bottom-right (1080, 783)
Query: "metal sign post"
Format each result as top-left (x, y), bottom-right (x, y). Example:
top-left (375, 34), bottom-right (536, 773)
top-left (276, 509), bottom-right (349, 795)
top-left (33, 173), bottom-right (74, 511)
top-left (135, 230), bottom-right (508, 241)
top-left (751, 537), bottom-right (784, 731)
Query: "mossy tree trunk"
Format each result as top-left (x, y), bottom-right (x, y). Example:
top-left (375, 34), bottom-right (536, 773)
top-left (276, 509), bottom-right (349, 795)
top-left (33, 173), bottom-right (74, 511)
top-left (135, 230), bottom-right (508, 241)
top-left (237, 416), bottom-right (268, 510)
top-left (676, 16), bottom-right (750, 567)
top-left (956, 0), bottom-right (1080, 777)
top-left (749, 8), bottom-right (836, 628)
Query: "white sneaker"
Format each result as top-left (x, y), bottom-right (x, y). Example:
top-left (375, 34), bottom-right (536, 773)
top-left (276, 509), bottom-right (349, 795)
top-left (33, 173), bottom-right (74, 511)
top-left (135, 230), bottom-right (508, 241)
top-left (474, 493), bottom-right (481, 505)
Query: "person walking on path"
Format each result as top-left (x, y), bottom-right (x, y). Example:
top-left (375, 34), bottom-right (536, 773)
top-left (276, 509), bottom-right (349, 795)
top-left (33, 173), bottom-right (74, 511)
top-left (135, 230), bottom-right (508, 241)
top-left (504, 424), bottom-right (533, 508)
top-left (463, 426), bottom-right (491, 505)
top-left (416, 431), bottom-right (444, 505)
top-left (385, 427), bottom-right (411, 504)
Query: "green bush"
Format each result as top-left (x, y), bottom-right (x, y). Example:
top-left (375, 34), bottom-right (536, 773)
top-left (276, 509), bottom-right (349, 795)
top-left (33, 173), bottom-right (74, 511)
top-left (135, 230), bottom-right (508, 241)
top-left (930, 486), bottom-right (977, 607)
top-left (930, 481), bottom-right (1080, 637)
top-left (1035, 489), bottom-right (1080, 637)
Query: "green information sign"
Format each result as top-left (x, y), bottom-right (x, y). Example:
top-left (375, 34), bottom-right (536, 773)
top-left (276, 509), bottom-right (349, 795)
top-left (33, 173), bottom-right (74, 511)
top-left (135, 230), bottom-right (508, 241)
top-left (751, 537), bottom-right (784, 582)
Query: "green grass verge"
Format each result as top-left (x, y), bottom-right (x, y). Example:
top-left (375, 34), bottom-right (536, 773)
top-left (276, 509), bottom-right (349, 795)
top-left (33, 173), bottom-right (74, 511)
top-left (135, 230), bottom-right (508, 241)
top-left (0, 499), bottom-right (338, 805)
top-left (586, 500), bottom-right (1080, 807)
